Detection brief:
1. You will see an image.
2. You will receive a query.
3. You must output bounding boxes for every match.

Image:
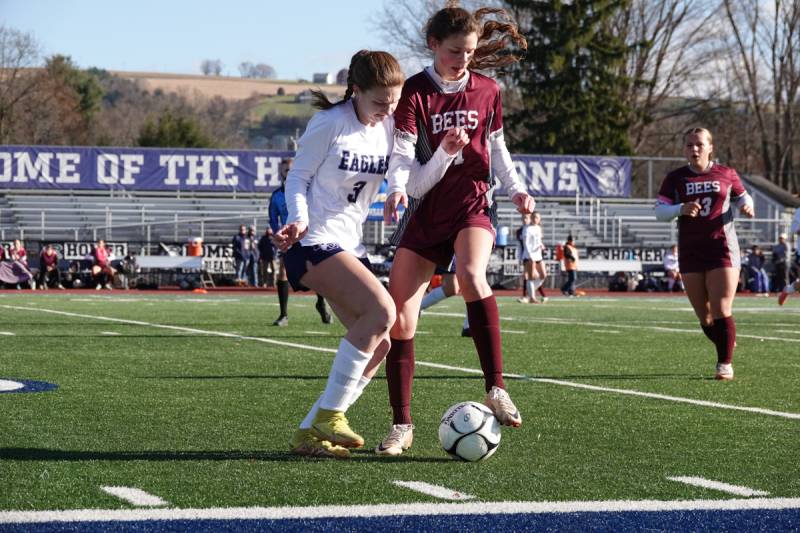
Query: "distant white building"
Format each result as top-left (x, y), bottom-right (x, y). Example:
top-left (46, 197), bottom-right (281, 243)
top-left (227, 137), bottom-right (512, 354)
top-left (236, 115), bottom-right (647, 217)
top-left (312, 72), bottom-right (333, 85)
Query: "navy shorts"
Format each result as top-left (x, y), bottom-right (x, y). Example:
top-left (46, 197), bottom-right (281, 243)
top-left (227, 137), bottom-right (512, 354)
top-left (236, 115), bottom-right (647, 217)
top-left (284, 243), bottom-right (372, 292)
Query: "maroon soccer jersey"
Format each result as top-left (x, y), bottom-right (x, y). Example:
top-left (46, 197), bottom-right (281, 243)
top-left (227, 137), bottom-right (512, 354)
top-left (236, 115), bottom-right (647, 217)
top-left (657, 164), bottom-right (747, 272)
top-left (396, 70), bottom-right (502, 263)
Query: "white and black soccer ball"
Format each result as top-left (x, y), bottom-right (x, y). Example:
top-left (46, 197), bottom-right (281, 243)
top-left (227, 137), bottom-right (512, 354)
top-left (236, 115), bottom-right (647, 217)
top-left (438, 401), bottom-right (501, 462)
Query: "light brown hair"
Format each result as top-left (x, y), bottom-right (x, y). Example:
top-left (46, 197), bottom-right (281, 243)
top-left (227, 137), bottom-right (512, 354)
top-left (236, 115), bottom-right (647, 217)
top-left (425, 2), bottom-right (527, 70)
top-left (311, 50), bottom-right (404, 110)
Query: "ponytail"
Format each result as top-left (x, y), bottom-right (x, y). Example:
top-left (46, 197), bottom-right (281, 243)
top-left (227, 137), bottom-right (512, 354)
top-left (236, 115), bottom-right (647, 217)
top-left (311, 50), bottom-right (402, 110)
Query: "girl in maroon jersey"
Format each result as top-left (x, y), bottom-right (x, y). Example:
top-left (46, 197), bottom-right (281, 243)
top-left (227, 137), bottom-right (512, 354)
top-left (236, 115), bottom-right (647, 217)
top-left (379, 4), bottom-right (534, 456)
top-left (655, 128), bottom-right (754, 380)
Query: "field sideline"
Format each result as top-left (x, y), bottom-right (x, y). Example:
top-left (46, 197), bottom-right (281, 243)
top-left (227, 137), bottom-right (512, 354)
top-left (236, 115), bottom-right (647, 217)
top-left (1, 292), bottom-right (798, 530)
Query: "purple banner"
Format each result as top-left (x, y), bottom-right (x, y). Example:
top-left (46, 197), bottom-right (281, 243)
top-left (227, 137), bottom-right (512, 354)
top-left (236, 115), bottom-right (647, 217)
top-left (0, 146), bottom-right (630, 197)
top-left (510, 154), bottom-right (631, 197)
top-left (0, 146), bottom-right (293, 192)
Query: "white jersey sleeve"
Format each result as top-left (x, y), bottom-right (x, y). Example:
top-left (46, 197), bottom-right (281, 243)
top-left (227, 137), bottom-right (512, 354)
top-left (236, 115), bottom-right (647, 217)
top-left (285, 111), bottom-right (336, 225)
top-left (489, 129), bottom-right (528, 200)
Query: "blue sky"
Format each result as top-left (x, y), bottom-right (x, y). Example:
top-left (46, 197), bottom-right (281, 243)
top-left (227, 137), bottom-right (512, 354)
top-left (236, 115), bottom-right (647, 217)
top-left (2, 0), bottom-right (394, 79)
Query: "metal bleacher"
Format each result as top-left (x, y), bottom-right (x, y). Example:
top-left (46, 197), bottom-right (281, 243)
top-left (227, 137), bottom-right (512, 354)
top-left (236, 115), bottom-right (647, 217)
top-left (0, 190), bottom-right (269, 243)
top-left (0, 182), bottom-right (792, 252)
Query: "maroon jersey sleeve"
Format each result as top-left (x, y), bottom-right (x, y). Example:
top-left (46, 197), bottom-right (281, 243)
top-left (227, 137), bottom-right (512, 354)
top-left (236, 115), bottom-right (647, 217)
top-left (729, 168), bottom-right (746, 199)
top-left (657, 172), bottom-right (679, 205)
top-left (491, 85), bottom-right (503, 134)
top-left (393, 79), bottom-right (421, 137)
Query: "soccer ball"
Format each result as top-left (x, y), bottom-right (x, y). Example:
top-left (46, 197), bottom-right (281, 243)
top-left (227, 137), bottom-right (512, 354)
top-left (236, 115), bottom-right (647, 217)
top-left (438, 401), bottom-right (501, 462)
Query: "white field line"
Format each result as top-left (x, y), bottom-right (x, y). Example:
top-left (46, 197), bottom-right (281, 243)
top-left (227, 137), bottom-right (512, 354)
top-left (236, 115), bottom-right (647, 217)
top-left (392, 481), bottom-right (475, 501)
top-left (100, 331), bottom-right (120, 336)
top-left (1, 498), bottom-right (799, 524)
top-left (99, 487), bottom-right (168, 507)
top-left (4, 305), bottom-right (800, 421)
top-left (424, 311), bottom-right (800, 344)
top-left (667, 477), bottom-right (770, 497)
top-left (303, 331), bottom-right (328, 335)
top-left (0, 331), bottom-right (14, 335)
top-left (419, 361), bottom-right (800, 421)
top-left (500, 329), bottom-right (526, 334)
top-left (591, 330), bottom-right (621, 334)
top-left (0, 380), bottom-right (25, 392)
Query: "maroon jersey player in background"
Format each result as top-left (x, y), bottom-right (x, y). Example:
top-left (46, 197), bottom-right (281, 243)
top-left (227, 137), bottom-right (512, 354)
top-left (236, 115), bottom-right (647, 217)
top-left (379, 2), bottom-right (534, 456)
top-left (655, 127), bottom-right (754, 380)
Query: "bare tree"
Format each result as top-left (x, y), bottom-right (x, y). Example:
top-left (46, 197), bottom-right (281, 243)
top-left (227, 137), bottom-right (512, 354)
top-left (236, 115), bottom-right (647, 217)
top-left (372, 0), bottom-right (501, 71)
top-left (238, 61), bottom-right (253, 78)
top-left (722, 0), bottom-right (800, 191)
top-left (0, 26), bottom-right (42, 143)
top-left (615, 0), bottom-right (722, 153)
top-left (200, 59), bottom-right (223, 76)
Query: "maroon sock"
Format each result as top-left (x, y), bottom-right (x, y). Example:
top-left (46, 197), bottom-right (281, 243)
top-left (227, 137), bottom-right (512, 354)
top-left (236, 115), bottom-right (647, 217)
top-left (700, 323), bottom-right (716, 344)
top-left (537, 285), bottom-right (547, 299)
top-left (465, 295), bottom-right (505, 392)
top-left (386, 338), bottom-right (414, 425)
top-left (713, 316), bottom-right (736, 364)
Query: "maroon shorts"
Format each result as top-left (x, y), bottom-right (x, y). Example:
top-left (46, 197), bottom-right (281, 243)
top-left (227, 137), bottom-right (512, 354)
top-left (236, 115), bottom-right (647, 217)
top-left (398, 210), bottom-right (495, 268)
top-left (678, 238), bottom-right (739, 273)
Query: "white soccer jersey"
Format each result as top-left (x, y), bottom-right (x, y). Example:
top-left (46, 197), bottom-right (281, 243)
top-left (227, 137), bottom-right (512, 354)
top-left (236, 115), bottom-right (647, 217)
top-left (285, 101), bottom-right (393, 257)
top-left (522, 224), bottom-right (543, 261)
top-left (663, 251), bottom-right (679, 272)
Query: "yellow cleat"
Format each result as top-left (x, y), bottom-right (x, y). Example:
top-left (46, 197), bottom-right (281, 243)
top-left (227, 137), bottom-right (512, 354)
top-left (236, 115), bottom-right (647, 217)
top-left (289, 428), bottom-right (351, 459)
top-left (311, 409), bottom-right (365, 448)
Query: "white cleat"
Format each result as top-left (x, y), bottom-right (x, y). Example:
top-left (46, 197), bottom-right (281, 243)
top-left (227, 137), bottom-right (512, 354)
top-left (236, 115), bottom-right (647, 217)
top-left (715, 363), bottom-right (734, 381)
top-left (485, 386), bottom-right (522, 427)
top-left (375, 424), bottom-right (413, 456)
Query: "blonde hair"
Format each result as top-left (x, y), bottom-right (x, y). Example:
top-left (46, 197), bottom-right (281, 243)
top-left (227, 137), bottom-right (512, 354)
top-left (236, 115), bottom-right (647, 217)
top-left (683, 127), bottom-right (713, 144)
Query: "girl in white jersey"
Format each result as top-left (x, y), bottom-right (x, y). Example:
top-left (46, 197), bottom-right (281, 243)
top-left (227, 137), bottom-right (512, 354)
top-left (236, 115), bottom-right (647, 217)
top-left (519, 212), bottom-right (547, 303)
top-left (272, 50), bottom-right (404, 459)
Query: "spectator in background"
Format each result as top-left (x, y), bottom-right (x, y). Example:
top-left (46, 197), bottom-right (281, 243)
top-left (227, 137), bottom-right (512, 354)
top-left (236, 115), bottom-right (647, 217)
top-left (10, 239), bottom-right (35, 289)
top-left (246, 225), bottom-right (259, 287)
top-left (91, 239), bottom-right (116, 290)
top-left (231, 224), bottom-right (249, 286)
top-left (561, 235), bottom-right (578, 296)
top-left (778, 207), bottom-right (800, 304)
top-left (258, 228), bottom-right (276, 287)
top-left (746, 244), bottom-right (769, 296)
top-left (663, 244), bottom-right (684, 292)
top-left (38, 244), bottom-right (64, 290)
top-left (772, 233), bottom-right (789, 293)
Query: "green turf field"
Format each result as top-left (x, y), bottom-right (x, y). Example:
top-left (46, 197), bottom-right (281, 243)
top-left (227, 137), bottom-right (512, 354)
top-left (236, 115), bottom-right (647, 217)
top-left (1, 292), bottom-right (798, 512)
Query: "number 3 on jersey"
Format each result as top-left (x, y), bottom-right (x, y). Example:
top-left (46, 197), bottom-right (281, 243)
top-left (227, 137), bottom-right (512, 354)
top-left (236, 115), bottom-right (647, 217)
top-left (348, 181), bottom-right (367, 202)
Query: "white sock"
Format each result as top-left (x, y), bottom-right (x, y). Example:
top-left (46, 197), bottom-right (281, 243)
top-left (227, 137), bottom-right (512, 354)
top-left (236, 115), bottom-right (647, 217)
top-left (300, 375), bottom-right (371, 430)
top-left (463, 315), bottom-right (470, 329)
top-left (345, 375), bottom-right (371, 409)
top-left (318, 338), bottom-right (371, 412)
top-left (786, 283), bottom-right (797, 294)
top-left (421, 286), bottom-right (447, 310)
top-left (533, 278), bottom-right (543, 291)
top-left (526, 280), bottom-right (535, 299)
top-left (667, 279), bottom-right (675, 290)
top-left (299, 397), bottom-right (321, 430)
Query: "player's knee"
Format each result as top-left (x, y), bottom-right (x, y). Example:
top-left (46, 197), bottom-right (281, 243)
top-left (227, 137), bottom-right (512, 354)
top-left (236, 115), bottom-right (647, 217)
top-left (457, 271), bottom-right (486, 293)
top-left (368, 299), bottom-right (395, 334)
